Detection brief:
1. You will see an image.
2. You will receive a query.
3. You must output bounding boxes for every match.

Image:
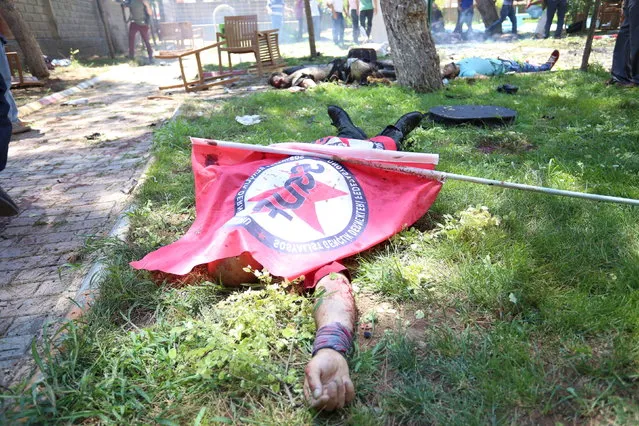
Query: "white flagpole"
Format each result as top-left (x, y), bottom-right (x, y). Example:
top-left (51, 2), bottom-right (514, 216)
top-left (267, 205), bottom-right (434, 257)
top-left (206, 140), bottom-right (639, 207)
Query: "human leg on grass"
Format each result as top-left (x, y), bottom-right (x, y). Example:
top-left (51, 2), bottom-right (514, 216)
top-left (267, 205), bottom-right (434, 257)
top-left (500, 50), bottom-right (559, 73)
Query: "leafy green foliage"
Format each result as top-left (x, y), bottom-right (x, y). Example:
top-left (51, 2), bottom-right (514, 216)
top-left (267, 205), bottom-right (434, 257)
top-left (1, 285), bottom-right (315, 424)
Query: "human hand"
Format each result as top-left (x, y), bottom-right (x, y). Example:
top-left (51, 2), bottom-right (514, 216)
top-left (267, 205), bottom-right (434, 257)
top-left (304, 348), bottom-right (355, 411)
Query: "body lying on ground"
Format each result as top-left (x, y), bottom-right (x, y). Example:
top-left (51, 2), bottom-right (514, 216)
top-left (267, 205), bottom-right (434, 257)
top-left (269, 58), bottom-right (396, 89)
top-left (131, 106), bottom-right (438, 411)
top-left (442, 50), bottom-right (560, 80)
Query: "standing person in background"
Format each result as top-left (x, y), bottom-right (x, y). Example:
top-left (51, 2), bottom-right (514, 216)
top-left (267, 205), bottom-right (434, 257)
top-left (485, 0), bottom-right (517, 35)
top-left (348, 0), bottom-right (360, 44)
top-left (127, 0), bottom-right (154, 63)
top-left (526, 0), bottom-right (548, 39)
top-left (326, 0), bottom-right (344, 46)
top-left (359, 0), bottom-right (376, 42)
top-left (453, 0), bottom-right (474, 35)
top-left (268, 0), bottom-right (285, 30)
top-left (608, 0), bottom-right (638, 87)
top-left (310, 0), bottom-right (322, 40)
top-left (543, 0), bottom-right (567, 39)
top-left (295, 0), bottom-right (305, 41)
top-left (0, 34), bottom-right (30, 135)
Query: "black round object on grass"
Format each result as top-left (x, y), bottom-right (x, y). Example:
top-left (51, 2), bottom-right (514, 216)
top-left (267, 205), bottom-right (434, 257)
top-left (428, 105), bottom-right (517, 126)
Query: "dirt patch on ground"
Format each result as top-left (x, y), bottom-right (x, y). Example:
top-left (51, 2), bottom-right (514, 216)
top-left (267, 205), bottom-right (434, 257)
top-left (477, 132), bottom-right (536, 154)
top-left (354, 290), bottom-right (459, 349)
top-left (11, 60), bottom-right (129, 108)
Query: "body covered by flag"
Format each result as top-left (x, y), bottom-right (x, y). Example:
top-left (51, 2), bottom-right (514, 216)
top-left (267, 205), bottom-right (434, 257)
top-left (131, 136), bottom-right (443, 285)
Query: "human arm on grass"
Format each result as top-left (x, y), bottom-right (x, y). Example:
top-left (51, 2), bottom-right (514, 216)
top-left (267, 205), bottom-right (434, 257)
top-left (304, 272), bottom-right (356, 411)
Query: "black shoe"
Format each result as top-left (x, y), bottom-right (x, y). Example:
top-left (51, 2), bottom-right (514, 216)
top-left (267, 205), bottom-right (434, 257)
top-left (0, 185), bottom-right (19, 217)
top-left (376, 112), bottom-right (424, 151)
top-left (497, 84), bottom-right (519, 94)
top-left (327, 105), bottom-right (368, 139)
top-left (393, 111), bottom-right (424, 137)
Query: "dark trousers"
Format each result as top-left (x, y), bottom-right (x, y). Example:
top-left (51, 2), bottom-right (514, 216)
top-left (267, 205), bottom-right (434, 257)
top-left (611, 0), bottom-right (639, 84)
top-left (487, 4), bottom-right (517, 34)
top-left (454, 8), bottom-right (474, 33)
top-left (332, 12), bottom-right (344, 44)
top-left (0, 75), bottom-right (11, 172)
top-left (544, 0), bottom-right (567, 38)
top-left (128, 22), bottom-right (153, 59)
top-left (360, 9), bottom-right (373, 38)
top-left (350, 9), bottom-right (360, 43)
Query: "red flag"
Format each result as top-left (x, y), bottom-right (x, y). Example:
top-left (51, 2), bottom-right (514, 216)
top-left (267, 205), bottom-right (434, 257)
top-left (131, 137), bottom-right (442, 282)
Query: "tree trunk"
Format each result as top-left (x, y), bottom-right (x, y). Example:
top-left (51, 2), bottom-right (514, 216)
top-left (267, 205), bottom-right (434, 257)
top-left (475, 0), bottom-right (501, 32)
top-left (96, 0), bottom-right (115, 59)
top-left (304, 0), bottom-right (317, 57)
top-left (581, 0), bottom-right (602, 71)
top-left (0, 0), bottom-right (49, 79)
top-left (380, 0), bottom-right (441, 92)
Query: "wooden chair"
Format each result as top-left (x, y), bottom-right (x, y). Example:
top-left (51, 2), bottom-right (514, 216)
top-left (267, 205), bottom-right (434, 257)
top-left (216, 15), bottom-right (283, 76)
top-left (6, 52), bottom-right (44, 89)
top-left (178, 22), bottom-right (204, 48)
top-left (154, 42), bottom-right (240, 93)
top-left (597, 1), bottom-right (623, 30)
top-left (158, 22), bottom-right (182, 48)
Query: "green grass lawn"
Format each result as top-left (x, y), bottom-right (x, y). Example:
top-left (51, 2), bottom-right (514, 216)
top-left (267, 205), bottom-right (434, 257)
top-left (3, 67), bottom-right (639, 425)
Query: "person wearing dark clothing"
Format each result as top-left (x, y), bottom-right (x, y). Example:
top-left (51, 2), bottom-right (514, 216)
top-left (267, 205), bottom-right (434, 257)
top-left (326, 0), bottom-right (345, 46)
top-left (127, 0), bottom-right (154, 61)
top-left (609, 0), bottom-right (639, 86)
top-left (349, 0), bottom-right (360, 44)
top-left (486, 0), bottom-right (517, 35)
top-left (454, 0), bottom-right (474, 34)
top-left (359, 0), bottom-right (376, 40)
top-left (0, 35), bottom-right (31, 134)
top-left (543, 0), bottom-right (567, 39)
top-left (0, 58), bottom-right (18, 216)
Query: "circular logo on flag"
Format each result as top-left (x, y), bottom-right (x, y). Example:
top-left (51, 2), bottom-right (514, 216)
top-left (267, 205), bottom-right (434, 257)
top-left (232, 156), bottom-right (368, 254)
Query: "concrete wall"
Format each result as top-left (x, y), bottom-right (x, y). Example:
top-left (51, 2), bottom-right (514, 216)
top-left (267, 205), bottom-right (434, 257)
top-left (161, 0), bottom-right (274, 27)
top-left (3, 0), bottom-right (128, 59)
top-left (158, 0), bottom-right (330, 42)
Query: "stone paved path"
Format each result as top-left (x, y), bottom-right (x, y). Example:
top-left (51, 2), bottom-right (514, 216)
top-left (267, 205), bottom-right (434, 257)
top-left (0, 64), bottom-right (186, 387)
